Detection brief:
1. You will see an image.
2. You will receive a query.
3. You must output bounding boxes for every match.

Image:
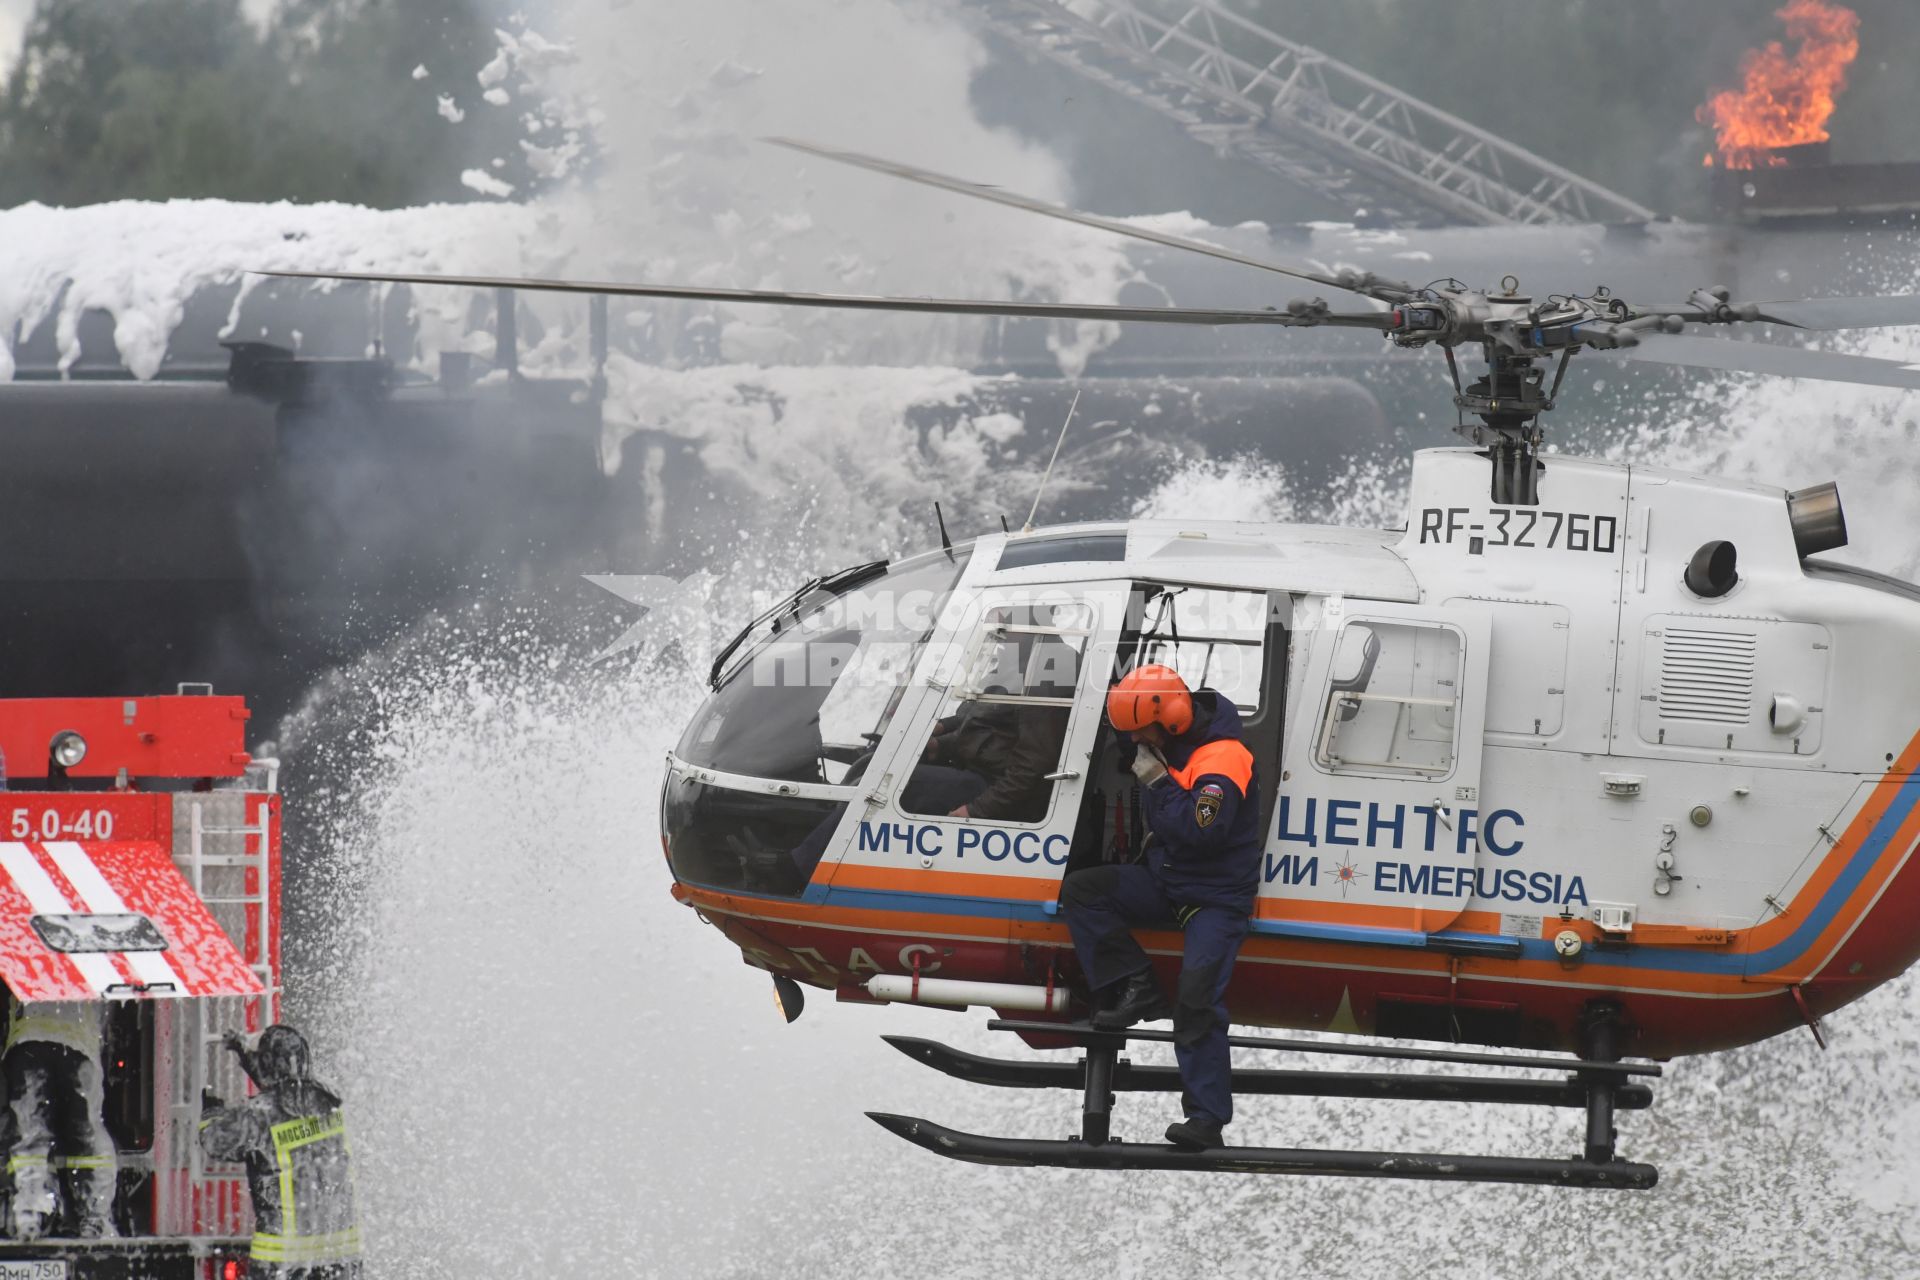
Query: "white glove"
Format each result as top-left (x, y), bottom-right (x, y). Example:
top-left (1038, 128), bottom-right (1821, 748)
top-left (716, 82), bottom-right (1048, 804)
top-left (1130, 748), bottom-right (1168, 787)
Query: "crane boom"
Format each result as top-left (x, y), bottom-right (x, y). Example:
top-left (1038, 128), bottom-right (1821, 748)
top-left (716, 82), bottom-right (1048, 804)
top-left (970, 0), bottom-right (1657, 227)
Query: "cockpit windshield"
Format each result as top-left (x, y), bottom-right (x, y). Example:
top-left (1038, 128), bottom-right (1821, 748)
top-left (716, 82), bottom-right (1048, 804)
top-left (675, 549), bottom-right (971, 785)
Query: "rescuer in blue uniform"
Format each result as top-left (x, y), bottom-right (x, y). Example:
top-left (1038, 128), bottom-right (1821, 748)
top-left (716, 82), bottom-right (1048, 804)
top-left (1062, 664), bottom-right (1261, 1150)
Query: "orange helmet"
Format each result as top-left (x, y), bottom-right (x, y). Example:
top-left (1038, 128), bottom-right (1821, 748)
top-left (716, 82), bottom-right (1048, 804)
top-left (1107, 664), bottom-right (1193, 735)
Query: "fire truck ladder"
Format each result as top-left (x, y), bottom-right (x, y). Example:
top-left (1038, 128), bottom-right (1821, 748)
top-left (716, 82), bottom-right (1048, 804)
top-left (162, 762), bottom-right (281, 1238)
top-left (969, 0), bottom-right (1657, 227)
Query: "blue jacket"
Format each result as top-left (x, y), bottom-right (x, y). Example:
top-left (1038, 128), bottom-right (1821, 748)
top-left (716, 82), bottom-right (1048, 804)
top-left (1141, 691), bottom-right (1262, 914)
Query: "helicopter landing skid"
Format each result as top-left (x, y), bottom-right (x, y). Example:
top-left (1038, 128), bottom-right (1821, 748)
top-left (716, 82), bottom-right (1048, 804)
top-left (870, 1020), bottom-right (1660, 1190)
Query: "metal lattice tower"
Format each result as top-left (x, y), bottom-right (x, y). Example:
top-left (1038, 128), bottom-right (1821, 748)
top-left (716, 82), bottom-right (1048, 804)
top-left (970, 0), bottom-right (1657, 227)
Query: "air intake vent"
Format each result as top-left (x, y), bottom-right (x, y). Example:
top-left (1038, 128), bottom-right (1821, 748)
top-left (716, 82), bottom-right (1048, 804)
top-left (1636, 616), bottom-right (1830, 755)
top-left (1657, 627), bottom-right (1756, 724)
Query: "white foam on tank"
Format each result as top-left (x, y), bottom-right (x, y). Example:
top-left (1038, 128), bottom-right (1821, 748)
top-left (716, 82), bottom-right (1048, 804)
top-left (0, 0), bottom-right (1145, 384)
top-left (594, 358), bottom-right (1063, 559)
top-left (0, 199), bottom-right (547, 379)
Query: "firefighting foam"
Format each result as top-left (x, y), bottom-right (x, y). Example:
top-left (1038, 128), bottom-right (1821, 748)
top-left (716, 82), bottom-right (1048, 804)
top-left (1699, 0), bottom-right (1861, 169)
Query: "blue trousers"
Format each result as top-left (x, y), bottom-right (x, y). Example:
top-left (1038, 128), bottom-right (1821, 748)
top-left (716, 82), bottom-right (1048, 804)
top-left (1061, 864), bottom-right (1249, 1127)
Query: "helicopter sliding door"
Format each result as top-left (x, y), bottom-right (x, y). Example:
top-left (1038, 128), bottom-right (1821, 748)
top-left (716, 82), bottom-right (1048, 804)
top-left (1281, 598), bottom-right (1492, 934)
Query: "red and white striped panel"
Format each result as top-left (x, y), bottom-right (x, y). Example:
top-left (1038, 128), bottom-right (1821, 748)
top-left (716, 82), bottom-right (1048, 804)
top-left (0, 841), bottom-right (261, 1002)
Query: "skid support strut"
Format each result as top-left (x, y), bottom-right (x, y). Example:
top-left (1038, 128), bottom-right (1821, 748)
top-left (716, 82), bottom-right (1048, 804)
top-left (1078, 1039), bottom-right (1120, 1144)
top-left (1582, 1008), bottom-right (1621, 1165)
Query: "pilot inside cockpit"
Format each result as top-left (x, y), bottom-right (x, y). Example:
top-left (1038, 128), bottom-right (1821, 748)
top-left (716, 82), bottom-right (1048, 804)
top-left (904, 697), bottom-right (1069, 822)
top-left (900, 620), bottom-right (1078, 824)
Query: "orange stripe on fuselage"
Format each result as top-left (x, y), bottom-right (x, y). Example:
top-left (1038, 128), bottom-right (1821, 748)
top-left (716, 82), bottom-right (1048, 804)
top-left (1743, 728), bottom-right (1920, 954)
top-left (828, 863), bottom-right (1060, 901)
top-left (674, 728), bottom-right (1920, 1005)
top-left (1255, 895), bottom-right (1528, 939)
top-left (1750, 769), bottom-right (1920, 983)
top-left (678, 882), bottom-right (1763, 998)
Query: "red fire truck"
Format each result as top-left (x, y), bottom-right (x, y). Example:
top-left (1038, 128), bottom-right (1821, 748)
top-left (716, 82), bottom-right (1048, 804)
top-left (0, 688), bottom-right (280, 1279)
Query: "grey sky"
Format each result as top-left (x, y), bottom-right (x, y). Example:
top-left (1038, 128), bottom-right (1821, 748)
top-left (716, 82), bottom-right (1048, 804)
top-left (0, 0), bottom-right (25, 69)
top-left (0, 0), bottom-right (280, 70)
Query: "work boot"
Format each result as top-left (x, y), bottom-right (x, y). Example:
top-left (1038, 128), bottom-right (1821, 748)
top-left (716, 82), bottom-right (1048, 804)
top-left (1090, 970), bottom-right (1170, 1031)
top-left (1165, 1116), bottom-right (1225, 1150)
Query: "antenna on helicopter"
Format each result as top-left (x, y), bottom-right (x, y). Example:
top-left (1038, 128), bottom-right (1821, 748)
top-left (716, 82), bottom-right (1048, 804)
top-left (934, 502), bottom-right (954, 561)
top-left (1024, 387), bottom-right (1082, 534)
top-left (1000, 514), bottom-right (1010, 534)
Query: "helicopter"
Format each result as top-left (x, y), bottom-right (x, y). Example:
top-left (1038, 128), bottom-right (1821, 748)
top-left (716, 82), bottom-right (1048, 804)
top-left (269, 136), bottom-right (1920, 1191)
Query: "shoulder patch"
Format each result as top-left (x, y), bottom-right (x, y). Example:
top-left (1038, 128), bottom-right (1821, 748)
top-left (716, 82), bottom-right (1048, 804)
top-left (1195, 785), bottom-right (1223, 828)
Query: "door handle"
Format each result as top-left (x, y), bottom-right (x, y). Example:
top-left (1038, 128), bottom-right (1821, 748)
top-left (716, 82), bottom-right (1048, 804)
top-left (1044, 770), bottom-right (1082, 782)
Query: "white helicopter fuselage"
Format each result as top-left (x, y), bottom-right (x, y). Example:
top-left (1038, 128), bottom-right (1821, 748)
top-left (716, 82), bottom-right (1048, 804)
top-left (664, 447), bottom-right (1920, 1058)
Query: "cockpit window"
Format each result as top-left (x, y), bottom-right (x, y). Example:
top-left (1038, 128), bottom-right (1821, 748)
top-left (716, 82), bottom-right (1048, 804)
top-left (675, 550), bottom-right (970, 785)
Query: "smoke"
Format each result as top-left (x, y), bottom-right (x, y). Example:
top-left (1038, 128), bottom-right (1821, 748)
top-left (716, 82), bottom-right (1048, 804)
top-left (438, 0), bottom-right (1140, 375)
top-left (0, 0), bottom-right (25, 71)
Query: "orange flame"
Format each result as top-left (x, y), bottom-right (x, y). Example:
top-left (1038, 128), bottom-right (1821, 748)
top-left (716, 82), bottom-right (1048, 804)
top-left (1698, 0), bottom-right (1860, 169)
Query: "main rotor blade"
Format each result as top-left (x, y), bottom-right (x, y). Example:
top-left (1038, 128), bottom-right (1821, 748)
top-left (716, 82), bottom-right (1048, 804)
top-left (257, 269), bottom-right (1391, 329)
top-left (1609, 332), bottom-right (1920, 391)
top-left (1629, 295), bottom-right (1920, 331)
top-left (764, 136), bottom-right (1411, 304)
top-left (1753, 295), bottom-right (1920, 331)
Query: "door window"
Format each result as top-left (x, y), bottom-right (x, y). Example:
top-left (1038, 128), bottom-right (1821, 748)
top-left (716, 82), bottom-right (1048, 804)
top-left (1126, 586), bottom-right (1270, 713)
top-left (1314, 620), bottom-right (1463, 778)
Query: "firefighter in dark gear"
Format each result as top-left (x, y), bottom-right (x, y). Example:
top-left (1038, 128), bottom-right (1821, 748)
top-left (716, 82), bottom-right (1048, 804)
top-left (1062, 664), bottom-right (1261, 1152)
top-left (0, 996), bottom-right (118, 1240)
top-left (200, 1025), bottom-right (362, 1278)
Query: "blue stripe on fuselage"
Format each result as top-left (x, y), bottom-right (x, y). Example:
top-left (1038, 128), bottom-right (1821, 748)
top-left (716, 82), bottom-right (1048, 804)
top-left (704, 770), bottom-right (1920, 977)
top-left (1515, 768), bottom-right (1920, 976)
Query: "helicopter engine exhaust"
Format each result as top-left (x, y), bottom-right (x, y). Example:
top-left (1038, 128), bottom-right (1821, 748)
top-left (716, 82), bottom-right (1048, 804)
top-left (1788, 481), bottom-right (1850, 557)
top-left (865, 975), bottom-right (1073, 1014)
